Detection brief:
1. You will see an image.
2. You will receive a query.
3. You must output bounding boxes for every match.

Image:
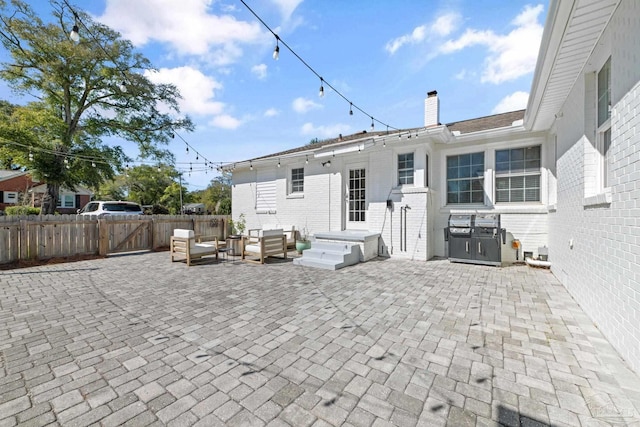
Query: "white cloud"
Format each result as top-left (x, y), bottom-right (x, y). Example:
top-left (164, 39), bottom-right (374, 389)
top-left (210, 114), bottom-right (242, 129)
top-left (301, 122), bottom-right (351, 138)
top-left (439, 4), bottom-right (544, 84)
top-left (144, 67), bottom-right (224, 116)
top-left (264, 108), bottom-right (279, 117)
top-left (431, 13), bottom-right (460, 37)
top-left (385, 12), bottom-right (461, 54)
top-left (292, 97), bottom-right (322, 114)
top-left (454, 69), bottom-right (467, 80)
top-left (270, 0), bottom-right (304, 22)
top-left (251, 64), bottom-right (268, 80)
top-left (492, 91), bottom-right (529, 114)
top-left (98, 0), bottom-right (265, 61)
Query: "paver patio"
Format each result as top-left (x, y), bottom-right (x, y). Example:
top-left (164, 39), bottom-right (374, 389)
top-left (1, 252), bottom-right (639, 426)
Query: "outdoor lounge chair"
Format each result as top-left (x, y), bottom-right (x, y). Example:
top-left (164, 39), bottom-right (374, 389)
top-left (241, 228), bottom-right (287, 264)
top-left (170, 229), bottom-right (218, 266)
top-left (247, 224), bottom-right (296, 248)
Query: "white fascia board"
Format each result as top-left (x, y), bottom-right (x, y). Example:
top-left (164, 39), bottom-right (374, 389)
top-left (448, 124), bottom-right (528, 143)
top-left (525, 0), bottom-right (567, 131)
top-left (313, 138), bottom-right (376, 158)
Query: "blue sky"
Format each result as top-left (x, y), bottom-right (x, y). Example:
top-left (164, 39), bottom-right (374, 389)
top-left (2, 0), bottom-right (546, 191)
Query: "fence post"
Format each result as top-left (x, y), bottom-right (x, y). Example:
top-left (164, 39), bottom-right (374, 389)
top-left (19, 218), bottom-right (28, 261)
top-left (98, 219), bottom-right (108, 256)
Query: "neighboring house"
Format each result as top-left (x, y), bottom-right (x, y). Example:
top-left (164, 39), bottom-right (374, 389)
top-left (228, 1), bottom-right (639, 372)
top-left (183, 203), bottom-right (206, 215)
top-left (29, 183), bottom-right (93, 214)
top-left (0, 170), bottom-right (37, 211)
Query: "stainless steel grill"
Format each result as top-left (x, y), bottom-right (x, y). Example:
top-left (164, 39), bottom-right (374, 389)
top-left (446, 214), bottom-right (505, 266)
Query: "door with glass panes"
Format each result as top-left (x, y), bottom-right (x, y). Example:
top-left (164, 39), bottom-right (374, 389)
top-left (345, 165), bottom-right (368, 229)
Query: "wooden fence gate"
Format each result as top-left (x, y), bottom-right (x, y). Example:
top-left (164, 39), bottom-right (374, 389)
top-left (0, 215), bottom-right (228, 264)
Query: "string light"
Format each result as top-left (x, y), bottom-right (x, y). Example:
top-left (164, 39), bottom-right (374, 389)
top-left (370, 117), bottom-right (375, 131)
top-left (69, 10), bottom-right (80, 42)
top-left (273, 36), bottom-right (280, 60)
top-left (349, 103), bottom-right (353, 116)
top-left (319, 78), bottom-right (324, 98)
top-left (277, 159), bottom-right (281, 168)
top-left (250, 161), bottom-right (253, 170)
top-left (305, 155), bottom-right (309, 164)
top-left (239, 0), bottom-right (398, 134)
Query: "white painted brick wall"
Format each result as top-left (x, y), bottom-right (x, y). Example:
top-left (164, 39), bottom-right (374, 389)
top-left (551, 2), bottom-right (640, 374)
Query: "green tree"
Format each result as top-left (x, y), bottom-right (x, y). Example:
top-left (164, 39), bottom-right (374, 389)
top-left (0, 0), bottom-right (192, 214)
top-left (160, 181), bottom-right (192, 215)
top-left (123, 164), bottom-right (179, 206)
top-left (195, 173), bottom-right (231, 214)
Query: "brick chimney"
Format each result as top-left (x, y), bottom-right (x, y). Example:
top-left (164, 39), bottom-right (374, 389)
top-left (424, 90), bottom-right (440, 127)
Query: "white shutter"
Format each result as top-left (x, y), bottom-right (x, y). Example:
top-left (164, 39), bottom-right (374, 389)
top-left (256, 170), bottom-right (276, 213)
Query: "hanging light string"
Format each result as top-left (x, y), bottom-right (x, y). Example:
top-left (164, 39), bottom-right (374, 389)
top-left (239, 0), bottom-right (399, 132)
top-left (60, 0), bottom-right (224, 177)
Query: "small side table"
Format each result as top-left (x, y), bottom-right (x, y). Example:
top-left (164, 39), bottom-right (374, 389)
top-left (226, 236), bottom-right (243, 256)
top-left (218, 247), bottom-right (232, 262)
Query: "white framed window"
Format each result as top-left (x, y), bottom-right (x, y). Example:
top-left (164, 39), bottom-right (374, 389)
top-left (57, 194), bottom-right (75, 208)
top-left (597, 57), bottom-right (612, 190)
top-left (446, 152), bottom-right (484, 204)
top-left (495, 145), bottom-right (541, 203)
top-left (290, 167), bottom-right (304, 193)
top-left (397, 152), bottom-right (414, 186)
top-left (3, 191), bottom-right (18, 204)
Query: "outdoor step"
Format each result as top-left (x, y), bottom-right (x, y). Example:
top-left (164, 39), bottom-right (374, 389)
top-left (293, 257), bottom-right (351, 270)
top-left (309, 241), bottom-right (353, 253)
top-left (294, 241), bottom-right (360, 270)
top-left (299, 249), bottom-right (348, 262)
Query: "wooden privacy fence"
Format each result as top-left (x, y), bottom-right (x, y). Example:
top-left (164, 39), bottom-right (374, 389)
top-left (0, 214), bottom-right (228, 265)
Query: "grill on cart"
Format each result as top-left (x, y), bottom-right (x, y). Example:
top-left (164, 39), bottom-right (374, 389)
top-left (446, 214), bottom-right (505, 266)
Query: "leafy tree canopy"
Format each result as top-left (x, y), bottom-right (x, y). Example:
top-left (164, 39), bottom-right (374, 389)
top-left (0, 0), bottom-right (193, 213)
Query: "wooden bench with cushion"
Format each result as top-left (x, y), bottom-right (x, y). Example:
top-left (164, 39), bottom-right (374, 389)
top-left (170, 229), bottom-right (219, 266)
top-left (247, 224), bottom-right (296, 248)
top-left (242, 229), bottom-right (287, 264)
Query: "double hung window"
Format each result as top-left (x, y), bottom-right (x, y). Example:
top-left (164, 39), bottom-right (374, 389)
top-left (495, 146), bottom-right (541, 203)
top-left (446, 152), bottom-right (484, 204)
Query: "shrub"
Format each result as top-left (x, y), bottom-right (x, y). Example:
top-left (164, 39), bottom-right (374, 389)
top-left (5, 206), bottom-right (41, 215)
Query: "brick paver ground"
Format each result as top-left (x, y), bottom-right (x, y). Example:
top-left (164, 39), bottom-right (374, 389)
top-left (1, 252), bottom-right (639, 426)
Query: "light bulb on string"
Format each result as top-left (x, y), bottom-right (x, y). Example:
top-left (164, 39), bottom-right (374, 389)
top-left (250, 161), bottom-right (253, 171)
top-left (319, 78), bottom-right (324, 98)
top-left (91, 161), bottom-right (96, 168)
top-left (118, 81), bottom-right (127, 93)
top-left (370, 117), bottom-right (375, 131)
top-left (349, 103), bottom-right (353, 116)
top-left (273, 37), bottom-right (280, 60)
top-left (305, 156), bottom-right (309, 164)
top-left (277, 159), bottom-right (281, 168)
top-left (69, 24), bottom-right (80, 42)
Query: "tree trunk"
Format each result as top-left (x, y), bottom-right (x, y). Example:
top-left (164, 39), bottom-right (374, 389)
top-left (41, 183), bottom-right (60, 215)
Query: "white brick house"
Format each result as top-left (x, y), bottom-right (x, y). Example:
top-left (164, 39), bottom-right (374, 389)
top-left (229, 0), bottom-right (639, 372)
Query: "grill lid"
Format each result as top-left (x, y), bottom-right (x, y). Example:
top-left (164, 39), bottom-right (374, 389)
top-left (449, 214), bottom-right (472, 228)
top-left (474, 214), bottom-right (499, 228)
